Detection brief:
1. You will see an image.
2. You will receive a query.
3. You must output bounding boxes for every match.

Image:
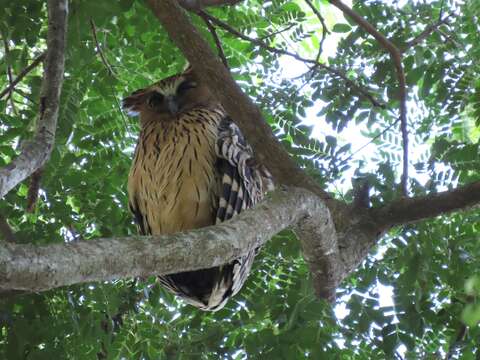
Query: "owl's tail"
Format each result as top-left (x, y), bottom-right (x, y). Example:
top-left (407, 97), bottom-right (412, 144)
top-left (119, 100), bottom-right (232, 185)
top-left (157, 250), bottom-right (255, 311)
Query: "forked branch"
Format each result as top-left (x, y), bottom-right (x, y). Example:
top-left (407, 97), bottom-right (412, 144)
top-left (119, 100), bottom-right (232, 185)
top-left (0, 0), bottom-right (67, 198)
top-left (371, 181), bottom-right (480, 230)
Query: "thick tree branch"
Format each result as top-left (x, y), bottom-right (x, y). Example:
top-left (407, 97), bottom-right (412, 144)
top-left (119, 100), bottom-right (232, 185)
top-left (2, 179), bottom-right (479, 297)
top-left (0, 52), bottom-right (46, 100)
top-left (146, 0), bottom-right (340, 207)
top-left (371, 181), bottom-right (480, 230)
top-left (0, 188), bottom-right (338, 293)
top-left (0, 0), bottom-right (67, 198)
top-left (295, 213), bottom-right (342, 301)
top-left (329, 0), bottom-right (409, 196)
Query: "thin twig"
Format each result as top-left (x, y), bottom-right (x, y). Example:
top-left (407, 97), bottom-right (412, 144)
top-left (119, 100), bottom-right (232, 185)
top-left (341, 118), bottom-right (400, 164)
top-left (0, 53), bottom-right (46, 100)
top-left (89, 18), bottom-right (116, 78)
top-left (258, 23), bottom-right (296, 41)
top-left (403, 14), bottom-right (452, 51)
top-left (2, 37), bottom-right (18, 114)
top-left (304, 0), bottom-right (329, 62)
top-left (329, 0), bottom-right (409, 196)
top-left (197, 12), bottom-right (229, 68)
top-left (437, 28), bottom-right (460, 48)
top-left (199, 11), bottom-right (385, 109)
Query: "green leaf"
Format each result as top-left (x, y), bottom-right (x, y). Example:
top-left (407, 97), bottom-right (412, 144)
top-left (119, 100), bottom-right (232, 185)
top-left (332, 23), bottom-right (352, 33)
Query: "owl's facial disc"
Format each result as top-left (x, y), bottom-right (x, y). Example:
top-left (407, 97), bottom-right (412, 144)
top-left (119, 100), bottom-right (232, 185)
top-left (147, 91), bottom-right (179, 116)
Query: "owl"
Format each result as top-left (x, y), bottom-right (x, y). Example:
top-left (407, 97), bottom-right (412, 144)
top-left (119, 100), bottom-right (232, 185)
top-left (122, 66), bottom-right (272, 311)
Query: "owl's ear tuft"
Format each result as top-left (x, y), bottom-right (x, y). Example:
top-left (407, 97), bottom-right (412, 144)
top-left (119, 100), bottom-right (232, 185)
top-left (122, 88), bottom-right (149, 116)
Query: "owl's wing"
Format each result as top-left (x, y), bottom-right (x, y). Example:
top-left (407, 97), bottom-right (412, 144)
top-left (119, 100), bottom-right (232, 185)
top-left (204, 116), bottom-right (272, 306)
top-left (215, 116), bottom-right (267, 222)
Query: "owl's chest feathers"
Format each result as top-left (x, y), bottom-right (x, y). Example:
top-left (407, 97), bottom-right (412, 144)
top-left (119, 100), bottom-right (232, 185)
top-left (129, 113), bottom-right (221, 235)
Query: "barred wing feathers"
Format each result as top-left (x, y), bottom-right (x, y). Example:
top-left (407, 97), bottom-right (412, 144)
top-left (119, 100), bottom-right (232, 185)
top-left (212, 117), bottom-right (269, 304)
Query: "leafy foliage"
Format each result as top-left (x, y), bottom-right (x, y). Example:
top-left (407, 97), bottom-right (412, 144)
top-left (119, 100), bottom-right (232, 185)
top-left (0, 0), bottom-right (480, 358)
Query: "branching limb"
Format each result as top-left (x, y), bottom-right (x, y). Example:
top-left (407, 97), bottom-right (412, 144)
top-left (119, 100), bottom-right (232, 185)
top-left (0, 0), bottom-right (67, 198)
top-left (200, 11), bottom-right (385, 109)
top-left (329, 0), bottom-right (409, 196)
top-left (0, 52), bottom-right (46, 100)
top-left (370, 181), bottom-right (480, 230)
top-left (295, 209), bottom-right (342, 301)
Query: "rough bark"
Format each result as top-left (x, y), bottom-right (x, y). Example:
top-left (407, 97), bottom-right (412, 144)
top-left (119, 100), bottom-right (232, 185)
top-left (0, 188), bottom-right (333, 292)
top-left (371, 181), bottom-right (480, 230)
top-left (0, 0), bottom-right (67, 198)
top-left (2, 180), bottom-right (478, 296)
top-left (295, 213), bottom-right (342, 301)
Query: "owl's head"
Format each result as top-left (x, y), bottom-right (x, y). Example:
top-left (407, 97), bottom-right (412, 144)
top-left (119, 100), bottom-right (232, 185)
top-left (122, 67), bottom-right (216, 121)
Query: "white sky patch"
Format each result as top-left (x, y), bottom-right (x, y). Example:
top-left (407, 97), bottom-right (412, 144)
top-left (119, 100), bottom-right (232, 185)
top-left (376, 281), bottom-right (395, 308)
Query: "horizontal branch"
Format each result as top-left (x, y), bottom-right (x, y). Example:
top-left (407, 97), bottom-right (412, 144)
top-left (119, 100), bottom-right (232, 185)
top-left (0, 188), bottom-right (335, 293)
top-left (371, 181), bottom-right (480, 230)
top-left (146, 0), bottom-right (339, 206)
top-left (0, 0), bottom-right (67, 198)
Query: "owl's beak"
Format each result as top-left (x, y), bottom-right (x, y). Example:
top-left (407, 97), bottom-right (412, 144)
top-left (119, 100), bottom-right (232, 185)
top-left (166, 96), bottom-right (179, 115)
